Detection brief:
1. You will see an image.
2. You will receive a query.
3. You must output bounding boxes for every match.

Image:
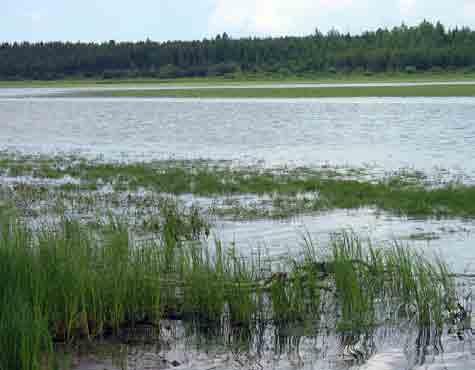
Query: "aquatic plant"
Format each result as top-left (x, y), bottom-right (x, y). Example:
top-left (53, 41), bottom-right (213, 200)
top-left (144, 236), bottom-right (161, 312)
top-left (0, 204), bottom-right (457, 370)
top-left (3, 156), bottom-right (475, 219)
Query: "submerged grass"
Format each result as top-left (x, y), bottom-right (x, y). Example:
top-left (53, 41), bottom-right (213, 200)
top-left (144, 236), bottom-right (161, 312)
top-left (2, 157), bottom-right (475, 219)
top-left (0, 204), bottom-right (456, 370)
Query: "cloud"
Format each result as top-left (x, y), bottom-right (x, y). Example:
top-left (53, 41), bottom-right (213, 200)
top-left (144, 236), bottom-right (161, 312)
top-left (208, 0), bottom-right (394, 36)
top-left (398, 0), bottom-right (416, 16)
top-left (3, 0), bottom-right (475, 42)
top-left (208, 0), bottom-right (475, 37)
top-left (208, 0), bottom-right (284, 35)
top-left (464, 1), bottom-right (475, 15)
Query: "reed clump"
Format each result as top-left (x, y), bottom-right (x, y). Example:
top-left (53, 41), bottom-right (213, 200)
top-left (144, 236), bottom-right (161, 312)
top-left (0, 207), bottom-right (456, 370)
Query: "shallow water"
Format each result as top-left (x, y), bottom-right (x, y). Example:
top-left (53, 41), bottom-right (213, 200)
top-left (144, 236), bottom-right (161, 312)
top-left (2, 94), bottom-right (475, 268)
top-left (1, 96), bottom-right (475, 179)
top-left (68, 321), bottom-right (475, 370)
top-left (2, 91), bottom-right (475, 369)
top-left (213, 209), bottom-right (475, 273)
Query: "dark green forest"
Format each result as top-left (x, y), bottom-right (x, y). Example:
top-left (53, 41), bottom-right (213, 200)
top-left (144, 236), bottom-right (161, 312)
top-left (1, 21), bottom-right (475, 80)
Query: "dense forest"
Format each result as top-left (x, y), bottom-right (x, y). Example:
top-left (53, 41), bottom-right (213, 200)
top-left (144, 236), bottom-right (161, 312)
top-left (1, 21), bottom-right (475, 80)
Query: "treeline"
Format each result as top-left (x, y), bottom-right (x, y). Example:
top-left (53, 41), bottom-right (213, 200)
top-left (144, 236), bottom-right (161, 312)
top-left (1, 21), bottom-right (475, 80)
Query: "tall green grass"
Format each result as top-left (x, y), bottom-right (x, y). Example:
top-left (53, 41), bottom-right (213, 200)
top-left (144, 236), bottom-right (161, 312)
top-left (0, 208), bottom-right (456, 370)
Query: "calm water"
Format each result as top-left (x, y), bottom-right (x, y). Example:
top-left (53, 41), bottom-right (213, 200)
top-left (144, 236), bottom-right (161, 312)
top-left (1, 96), bottom-right (475, 179)
top-left (214, 209), bottom-right (475, 272)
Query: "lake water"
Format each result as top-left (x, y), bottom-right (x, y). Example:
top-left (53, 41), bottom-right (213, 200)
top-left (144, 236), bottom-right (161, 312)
top-left (213, 209), bottom-right (475, 272)
top-left (2, 89), bottom-right (475, 369)
top-left (2, 93), bottom-right (475, 269)
top-left (1, 95), bottom-right (475, 180)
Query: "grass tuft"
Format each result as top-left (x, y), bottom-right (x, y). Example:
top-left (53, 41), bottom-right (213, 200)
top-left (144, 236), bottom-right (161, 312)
top-left (0, 206), bottom-right (457, 370)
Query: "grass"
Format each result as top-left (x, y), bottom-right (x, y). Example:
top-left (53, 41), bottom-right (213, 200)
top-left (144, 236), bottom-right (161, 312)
top-left (0, 201), bottom-right (457, 370)
top-left (2, 157), bottom-right (475, 219)
top-left (54, 84), bottom-right (475, 98)
top-left (0, 156), bottom-right (464, 367)
top-left (1, 70), bottom-right (475, 88)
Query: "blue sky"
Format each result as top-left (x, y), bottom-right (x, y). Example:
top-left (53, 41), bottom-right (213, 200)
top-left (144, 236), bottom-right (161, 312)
top-left (3, 0), bottom-right (475, 42)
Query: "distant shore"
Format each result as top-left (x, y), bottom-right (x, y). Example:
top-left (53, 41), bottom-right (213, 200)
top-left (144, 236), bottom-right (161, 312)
top-left (2, 71), bottom-right (475, 89)
top-left (61, 84), bottom-right (475, 98)
top-left (2, 71), bottom-right (475, 98)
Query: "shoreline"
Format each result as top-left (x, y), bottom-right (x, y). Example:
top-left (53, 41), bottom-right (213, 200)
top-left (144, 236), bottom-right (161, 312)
top-left (62, 84), bottom-right (475, 98)
top-left (2, 71), bottom-right (475, 89)
top-left (2, 80), bottom-right (475, 98)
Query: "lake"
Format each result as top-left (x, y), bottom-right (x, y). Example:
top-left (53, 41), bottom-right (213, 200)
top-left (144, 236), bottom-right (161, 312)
top-left (1, 89), bottom-right (475, 370)
top-left (1, 95), bottom-right (475, 179)
top-left (2, 94), bottom-right (475, 270)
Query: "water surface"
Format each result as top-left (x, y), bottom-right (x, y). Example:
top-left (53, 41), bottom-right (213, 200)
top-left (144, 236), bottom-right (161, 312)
top-left (1, 97), bottom-right (475, 181)
top-left (2, 91), bottom-right (475, 369)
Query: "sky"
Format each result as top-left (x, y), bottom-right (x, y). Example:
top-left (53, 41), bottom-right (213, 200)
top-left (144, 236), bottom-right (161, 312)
top-left (3, 0), bottom-right (475, 42)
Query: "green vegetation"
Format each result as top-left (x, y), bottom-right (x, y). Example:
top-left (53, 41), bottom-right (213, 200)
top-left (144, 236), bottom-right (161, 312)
top-left (1, 70), bottom-right (475, 88)
top-left (2, 157), bottom-right (475, 219)
top-left (1, 21), bottom-right (475, 81)
top-left (0, 206), bottom-right (456, 370)
top-left (0, 155), bottom-right (466, 369)
top-left (64, 83), bottom-right (475, 98)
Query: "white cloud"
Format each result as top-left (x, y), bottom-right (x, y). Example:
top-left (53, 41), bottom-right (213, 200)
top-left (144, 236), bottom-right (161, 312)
top-left (208, 0), bottom-right (361, 36)
top-left (464, 2), bottom-right (475, 15)
top-left (208, 0), bottom-right (475, 37)
top-left (398, 0), bottom-right (416, 16)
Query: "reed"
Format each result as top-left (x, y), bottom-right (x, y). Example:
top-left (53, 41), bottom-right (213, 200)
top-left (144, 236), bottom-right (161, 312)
top-left (0, 207), bottom-right (456, 370)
